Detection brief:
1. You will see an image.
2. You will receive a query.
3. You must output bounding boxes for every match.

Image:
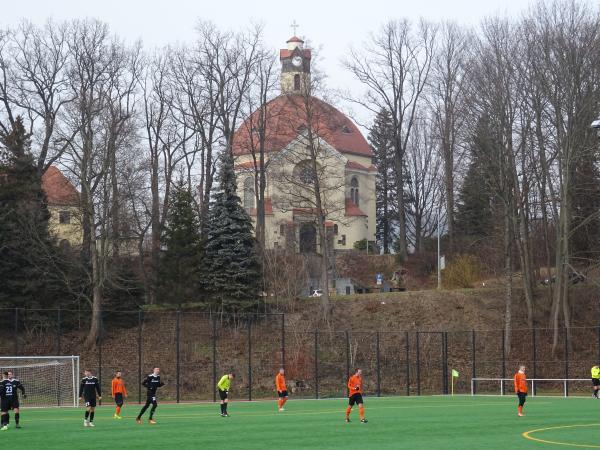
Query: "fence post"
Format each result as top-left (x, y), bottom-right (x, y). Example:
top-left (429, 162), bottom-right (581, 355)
top-left (212, 315), bottom-right (217, 403)
top-left (441, 332), bottom-right (446, 395)
top-left (14, 308), bottom-right (18, 356)
top-left (248, 318), bottom-right (252, 402)
top-left (56, 308), bottom-right (62, 355)
top-left (314, 330), bottom-right (319, 400)
top-left (564, 327), bottom-right (569, 397)
top-left (444, 332), bottom-right (449, 395)
top-left (138, 310), bottom-right (143, 404)
top-left (98, 326), bottom-right (103, 391)
top-left (281, 314), bottom-right (285, 369)
top-left (471, 330), bottom-right (476, 395)
top-left (501, 329), bottom-right (506, 395)
top-left (176, 310), bottom-right (180, 403)
top-left (345, 331), bottom-right (350, 397)
top-left (405, 331), bottom-right (410, 396)
top-left (376, 332), bottom-right (381, 397)
top-left (532, 328), bottom-right (537, 396)
top-left (416, 331), bottom-right (421, 396)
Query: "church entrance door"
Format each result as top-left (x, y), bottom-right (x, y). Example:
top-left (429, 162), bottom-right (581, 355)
top-left (299, 223), bottom-right (317, 253)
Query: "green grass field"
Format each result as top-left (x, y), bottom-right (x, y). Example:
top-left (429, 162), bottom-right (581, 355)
top-left (3, 396), bottom-right (600, 449)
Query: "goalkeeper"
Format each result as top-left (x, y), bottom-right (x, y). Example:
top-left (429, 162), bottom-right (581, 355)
top-left (345, 368), bottom-right (367, 423)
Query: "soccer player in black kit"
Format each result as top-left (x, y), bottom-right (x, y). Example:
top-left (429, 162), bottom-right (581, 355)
top-left (136, 367), bottom-right (164, 424)
top-left (1, 370), bottom-right (26, 430)
top-left (79, 369), bottom-right (102, 427)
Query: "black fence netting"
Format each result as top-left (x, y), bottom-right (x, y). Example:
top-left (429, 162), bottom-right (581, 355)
top-left (0, 307), bottom-right (598, 402)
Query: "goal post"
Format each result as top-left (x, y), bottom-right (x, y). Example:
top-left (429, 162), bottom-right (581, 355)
top-left (471, 377), bottom-right (590, 397)
top-left (0, 356), bottom-right (80, 407)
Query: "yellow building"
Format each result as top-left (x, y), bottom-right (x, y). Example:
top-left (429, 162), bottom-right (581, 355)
top-left (41, 166), bottom-right (82, 247)
top-left (233, 36), bottom-right (376, 253)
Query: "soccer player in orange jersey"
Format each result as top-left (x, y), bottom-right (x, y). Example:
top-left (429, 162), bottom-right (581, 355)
top-left (111, 371), bottom-right (128, 419)
top-left (514, 365), bottom-right (528, 417)
top-left (345, 368), bottom-right (367, 423)
top-left (275, 368), bottom-right (288, 412)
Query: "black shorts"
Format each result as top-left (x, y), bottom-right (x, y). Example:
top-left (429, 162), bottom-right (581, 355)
top-left (115, 393), bottom-right (124, 406)
top-left (218, 389), bottom-right (228, 401)
top-left (349, 393), bottom-right (363, 406)
top-left (592, 378), bottom-right (600, 387)
top-left (0, 398), bottom-right (11, 412)
top-left (278, 390), bottom-right (288, 398)
top-left (84, 397), bottom-right (97, 408)
top-left (145, 395), bottom-right (157, 406)
top-left (517, 392), bottom-right (527, 406)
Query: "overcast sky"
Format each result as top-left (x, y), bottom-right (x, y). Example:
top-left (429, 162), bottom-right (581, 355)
top-left (3, 0), bottom-right (539, 126)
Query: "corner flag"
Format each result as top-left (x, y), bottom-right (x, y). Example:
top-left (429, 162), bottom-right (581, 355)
top-left (451, 370), bottom-right (459, 396)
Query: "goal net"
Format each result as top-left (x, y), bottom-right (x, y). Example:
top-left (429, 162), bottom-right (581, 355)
top-left (0, 356), bottom-right (80, 407)
top-left (471, 377), bottom-right (591, 397)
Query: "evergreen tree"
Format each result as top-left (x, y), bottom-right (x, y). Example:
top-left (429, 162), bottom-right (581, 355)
top-left (203, 149), bottom-right (262, 311)
top-left (158, 179), bottom-right (203, 304)
top-left (369, 109), bottom-right (398, 254)
top-left (455, 118), bottom-right (495, 237)
top-left (0, 117), bottom-right (56, 308)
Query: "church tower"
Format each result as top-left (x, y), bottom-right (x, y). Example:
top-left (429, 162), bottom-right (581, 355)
top-left (279, 36), bottom-right (311, 94)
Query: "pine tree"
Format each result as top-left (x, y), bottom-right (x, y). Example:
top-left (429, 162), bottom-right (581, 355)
top-left (158, 180), bottom-right (203, 305)
top-left (203, 150), bottom-right (262, 311)
top-left (0, 117), bottom-right (56, 308)
top-left (369, 109), bottom-right (397, 254)
top-left (456, 118), bottom-right (495, 237)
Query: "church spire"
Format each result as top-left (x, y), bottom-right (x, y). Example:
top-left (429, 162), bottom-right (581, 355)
top-left (279, 35), bottom-right (311, 94)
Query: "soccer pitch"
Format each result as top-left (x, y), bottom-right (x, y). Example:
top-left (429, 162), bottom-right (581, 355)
top-left (4, 396), bottom-right (600, 449)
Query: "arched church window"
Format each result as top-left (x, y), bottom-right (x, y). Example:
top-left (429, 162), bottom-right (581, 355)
top-left (350, 176), bottom-right (359, 206)
top-left (243, 177), bottom-right (255, 209)
top-left (294, 74), bottom-right (300, 90)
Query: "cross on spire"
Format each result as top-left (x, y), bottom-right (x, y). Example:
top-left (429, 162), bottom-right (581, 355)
top-left (291, 20), bottom-right (299, 36)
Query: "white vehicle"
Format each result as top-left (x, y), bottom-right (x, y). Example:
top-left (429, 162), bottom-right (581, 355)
top-left (310, 289), bottom-right (323, 297)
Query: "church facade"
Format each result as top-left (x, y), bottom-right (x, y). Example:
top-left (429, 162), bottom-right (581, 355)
top-left (233, 36), bottom-right (376, 253)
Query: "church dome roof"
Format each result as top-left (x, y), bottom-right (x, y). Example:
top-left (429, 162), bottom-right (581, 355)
top-left (233, 94), bottom-right (373, 157)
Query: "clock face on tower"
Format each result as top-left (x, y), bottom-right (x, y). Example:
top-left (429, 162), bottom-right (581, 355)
top-left (292, 56), bottom-right (302, 67)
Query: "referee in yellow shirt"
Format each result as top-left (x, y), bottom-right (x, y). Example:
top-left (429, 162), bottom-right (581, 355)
top-left (592, 366), bottom-right (600, 398)
top-left (217, 373), bottom-right (235, 417)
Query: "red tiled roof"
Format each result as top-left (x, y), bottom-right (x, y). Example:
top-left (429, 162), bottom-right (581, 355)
top-left (233, 94), bottom-right (373, 158)
top-left (346, 161), bottom-right (377, 172)
top-left (248, 198), bottom-right (273, 216)
top-left (279, 48), bottom-right (312, 60)
top-left (345, 198), bottom-right (367, 217)
top-left (287, 36), bottom-right (304, 43)
top-left (42, 166), bottom-right (79, 206)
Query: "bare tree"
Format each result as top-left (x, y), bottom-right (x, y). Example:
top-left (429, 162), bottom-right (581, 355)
top-left (62, 19), bottom-right (138, 345)
top-left (405, 113), bottom-right (443, 252)
top-left (0, 21), bottom-right (74, 173)
top-left (431, 22), bottom-right (470, 253)
top-left (344, 19), bottom-right (437, 259)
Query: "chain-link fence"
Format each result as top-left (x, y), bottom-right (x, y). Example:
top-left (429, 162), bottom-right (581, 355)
top-left (1, 307), bottom-right (598, 402)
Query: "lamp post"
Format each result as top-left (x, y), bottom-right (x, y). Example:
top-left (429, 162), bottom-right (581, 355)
top-left (437, 205), bottom-right (442, 290)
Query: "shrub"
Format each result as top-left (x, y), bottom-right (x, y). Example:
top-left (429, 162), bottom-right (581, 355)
top-left (443, 254), bottom-right (482, 289)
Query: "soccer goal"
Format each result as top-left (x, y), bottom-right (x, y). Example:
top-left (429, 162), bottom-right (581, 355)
top-left (471, 377), bottom-right (590, 397)
top-left (0, 356), bottom-right (80, 407)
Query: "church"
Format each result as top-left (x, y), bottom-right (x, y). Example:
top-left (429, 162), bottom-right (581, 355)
top-left (233, 36), bottom-right (376, 254)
